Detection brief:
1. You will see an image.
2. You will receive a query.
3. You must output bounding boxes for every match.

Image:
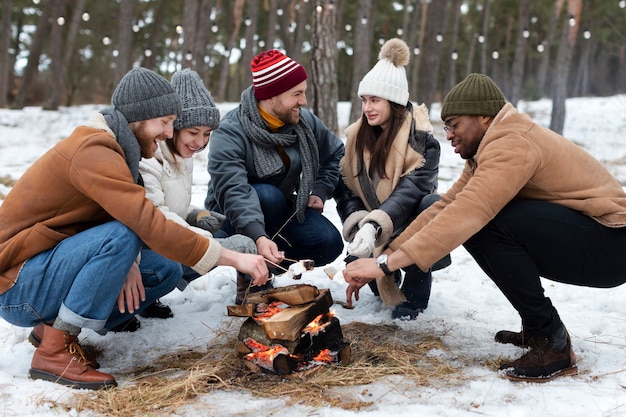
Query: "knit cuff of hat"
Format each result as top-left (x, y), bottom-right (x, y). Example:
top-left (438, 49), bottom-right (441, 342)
top-left (440, 99), bottom-right (505, 120)
top-left (117, 93), bottom-right (181, 123)
top-left (191, 239), bottom-right (222, 275)
top-left (174, 106), bottom-right (221, 130)
top-left (358, 80), bottom-right (409, 106)
top-left (359, 209), bottom-right (393, 246)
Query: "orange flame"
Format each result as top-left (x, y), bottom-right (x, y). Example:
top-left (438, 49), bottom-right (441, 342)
top-left (243, 338), bottom-right (290, 370)
top-left (302, 311), bottom-right (335, 335)
top-left (253, 301), bottom-right (286, 323)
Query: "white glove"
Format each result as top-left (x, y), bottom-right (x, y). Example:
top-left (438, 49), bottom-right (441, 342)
top-left (347, 223), bottom-right (377, 258)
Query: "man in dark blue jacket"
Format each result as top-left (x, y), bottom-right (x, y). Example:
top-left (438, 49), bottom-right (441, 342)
top-left (205, 50), bottom-right (344, 301)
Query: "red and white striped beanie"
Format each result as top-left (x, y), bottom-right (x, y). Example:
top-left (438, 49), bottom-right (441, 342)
top-left (250, 49), bottom-right (308, 100)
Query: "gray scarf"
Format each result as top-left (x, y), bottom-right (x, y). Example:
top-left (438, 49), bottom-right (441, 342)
top-left (238, 86), bottom-right (319, 222)
top-left (100, 107), bottom-right (142, 184)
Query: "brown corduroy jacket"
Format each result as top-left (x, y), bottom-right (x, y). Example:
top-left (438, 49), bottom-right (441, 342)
top-left (390, 103), bottom-right (626, 271)
top-left (0, 113), bottom-right (221, 294)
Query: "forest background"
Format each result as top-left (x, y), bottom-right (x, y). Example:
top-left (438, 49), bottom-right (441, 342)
top-left (0, 0), bottom-right (625, 135)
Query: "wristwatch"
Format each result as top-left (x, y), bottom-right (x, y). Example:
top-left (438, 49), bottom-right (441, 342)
top-left (376, 254), bottom-right (393, 275)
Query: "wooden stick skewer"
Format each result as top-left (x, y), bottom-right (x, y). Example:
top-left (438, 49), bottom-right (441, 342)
top-left (264, 258), bottom-right (289, 273)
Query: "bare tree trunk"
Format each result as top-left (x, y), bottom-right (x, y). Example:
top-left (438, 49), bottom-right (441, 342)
top-left (182, 0), bottom-right (200, 70)
top-left (61, 0), bottom-right (87, 106)
top-left (509, 0), bottom-right (530, 106)
top-left (537, 0), bottom-right (565, 97)
top-left (310, 0), bottom-right (338, 134)
top-left (409, 0), bottom-right (428, 98)
top-left (238, 0), bottom-right (260, 93)
top-left (349, 0), bottom-right (374, 124)
top-left (13, 0), bottom-right (54, 109)
top-left (0, 0), bottom-right (12, 108)
top-left (115, 0), bottom-right (136, 82)
top-left (550, 0), bottom-right (581, 134)
top-left (194, 0), bottom-right (215, 81)
top-left (140, 0), bottom-right (167, 70)
top-left (418, 0), bottom-right (449, 110)
top-left (43, 0), bottom-right (64, 110)
top-left (266, 0), bottom-right (279, 48)
top-left (479, 0), bottom-right (491, 75)
top-left (215, 0), bottom-right (244, 101)
top-left (445, 0), bottom-right (462, 94)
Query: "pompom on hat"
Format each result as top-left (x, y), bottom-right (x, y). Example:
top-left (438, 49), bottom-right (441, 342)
top-left (440, 73), bottom-right (506, 120)
top-left (251, 49), bottom-right (308, 100)
top-left (112, 67), bottom-right (181, 123)
top-left (358, 38), bottom-right (411, 105)
top-left (171, 69), bottom-right (220, 131)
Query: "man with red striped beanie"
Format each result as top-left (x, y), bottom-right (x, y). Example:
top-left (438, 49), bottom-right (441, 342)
top-left (205, 50), bottom-right (344, 301)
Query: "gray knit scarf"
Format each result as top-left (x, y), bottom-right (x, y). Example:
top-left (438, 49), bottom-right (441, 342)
top-left (100, 107), bottom-right (142, 184)
top-left (238, 86), bottom-right (319, 222)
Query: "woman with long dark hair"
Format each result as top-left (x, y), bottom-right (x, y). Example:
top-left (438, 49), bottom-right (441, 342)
top-left (336, 38), bottom-right (450, 319)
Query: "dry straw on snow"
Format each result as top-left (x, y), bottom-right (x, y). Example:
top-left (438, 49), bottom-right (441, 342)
top-left (62, 322), bottom-right (459, 416)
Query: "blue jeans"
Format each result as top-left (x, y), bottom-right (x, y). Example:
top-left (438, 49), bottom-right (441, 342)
top-left (0, 221), bottom-right (180, 331)
top-left (214, 183), bottom-right (343, 266)
top-left (0, 222), bottom-right (139, 330)
top-left (104, 247), bottom-right (181, 330)
top-left (464, 200), bottom-right (626, 337)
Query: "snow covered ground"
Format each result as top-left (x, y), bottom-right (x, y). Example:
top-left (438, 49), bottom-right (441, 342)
top-left (1, 94), bottom-right (626, 416)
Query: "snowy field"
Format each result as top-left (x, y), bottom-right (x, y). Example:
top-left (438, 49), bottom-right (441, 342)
top-left (0, 94), bottom-right (626, 416)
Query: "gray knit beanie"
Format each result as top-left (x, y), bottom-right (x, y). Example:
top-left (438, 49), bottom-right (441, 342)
top-left (440, 73), bottom-right (506, 120)
top-left (112, 67), bottom-right (182, 123)
top-left (171, 69), bottom-right (220, 131)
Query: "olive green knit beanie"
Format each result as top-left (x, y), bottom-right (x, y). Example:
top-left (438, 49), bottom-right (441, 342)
top-left (440, 73), bottom-right (506, 120)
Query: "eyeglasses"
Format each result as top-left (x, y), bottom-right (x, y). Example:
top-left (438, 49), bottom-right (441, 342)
top-left (443, 117), bottom-right (459, 134)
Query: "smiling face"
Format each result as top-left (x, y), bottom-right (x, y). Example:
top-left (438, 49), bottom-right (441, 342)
top-left (361, 95), bottom-right (391, 129)
top-left (130, 115), bottom-right (177, 158)
top-left (174, 126), bottom-right (211, 158)
top-left (263, 80), bottom-right (308, 125)
top-left (443, 115), bottom-right (492, 160)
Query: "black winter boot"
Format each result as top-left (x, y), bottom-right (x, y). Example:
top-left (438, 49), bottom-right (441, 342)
top-left (393, 266), bottom-right (431, 320)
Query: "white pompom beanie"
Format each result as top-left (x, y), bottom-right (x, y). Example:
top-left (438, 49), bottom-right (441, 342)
top-left (357, 38), bottom-right (411, 105)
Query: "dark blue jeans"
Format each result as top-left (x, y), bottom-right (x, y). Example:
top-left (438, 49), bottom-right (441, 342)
top-left (463, 199), bottom-right (626, 337)
top-left (214, 183), bottom-right (344, 266)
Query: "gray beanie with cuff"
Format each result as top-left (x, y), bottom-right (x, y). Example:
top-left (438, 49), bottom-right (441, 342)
top-left (171, 69), bottom-right (220, 131)
top-left (112, 67), bottom-right (182, 123)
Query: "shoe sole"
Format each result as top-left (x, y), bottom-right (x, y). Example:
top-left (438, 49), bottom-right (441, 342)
top-left (28, 330), bottom-right (41, 347)
top-left (500, 364), bottom-right (578, 383)
top-left (28, 368), bottom-right (116, 390)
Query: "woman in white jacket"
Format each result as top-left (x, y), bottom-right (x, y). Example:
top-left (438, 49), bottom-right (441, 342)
top-left (139, 69), bottom-right (266, 322)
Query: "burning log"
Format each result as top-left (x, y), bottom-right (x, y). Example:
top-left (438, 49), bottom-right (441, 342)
top-left (244, 283), bottom-right (319, 306)
top-left (233, 284), bottom-right (351, 375)
top-left (261, 289), bottom-right (333, 341)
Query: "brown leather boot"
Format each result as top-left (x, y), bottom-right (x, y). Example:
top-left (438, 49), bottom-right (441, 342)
top-left (499, 328), bottom-right (577, 382)
top-left (494, 329), bottom-right (529, 348)
top-left (28, 324), bottom-right (101, 369)
top-left (29, 325), bottom-right (116, 390)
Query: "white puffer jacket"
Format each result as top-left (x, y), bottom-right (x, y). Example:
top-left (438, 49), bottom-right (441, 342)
top-left (139, 140), bottom-right (211, 238)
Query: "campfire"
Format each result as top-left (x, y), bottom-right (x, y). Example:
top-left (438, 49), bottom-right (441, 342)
top-left (227, 284), bottom-right (351, 375)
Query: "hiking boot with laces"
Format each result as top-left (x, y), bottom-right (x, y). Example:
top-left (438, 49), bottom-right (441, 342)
top-left (28, 324), bottom-right (101, 369)
top-left (494, 330), bottom-right (528, 348)
top-left (29, 325), bottom-right (116, 390)
top-left (499, 328), bottom-right (577, 382)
